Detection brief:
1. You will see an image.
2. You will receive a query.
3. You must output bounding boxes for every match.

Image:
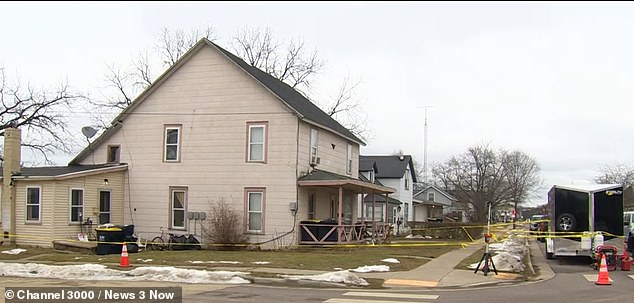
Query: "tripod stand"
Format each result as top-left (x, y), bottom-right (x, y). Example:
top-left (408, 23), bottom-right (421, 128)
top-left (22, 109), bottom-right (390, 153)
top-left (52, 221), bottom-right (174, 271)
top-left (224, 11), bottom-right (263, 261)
top-left (474, 203), bottom-right (498, 276)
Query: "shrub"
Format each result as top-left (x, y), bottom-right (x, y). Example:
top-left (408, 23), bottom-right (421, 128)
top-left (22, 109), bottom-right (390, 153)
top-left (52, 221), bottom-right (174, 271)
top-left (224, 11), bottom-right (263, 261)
top-left (203, 198), bottom-right (248, 245)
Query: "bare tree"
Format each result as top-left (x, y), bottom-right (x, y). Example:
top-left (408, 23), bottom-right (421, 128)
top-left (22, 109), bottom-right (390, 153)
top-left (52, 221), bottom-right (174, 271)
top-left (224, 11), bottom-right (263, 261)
top-left (92, 26), bottom-right (369, 141)
top-left (232, 27), bottom-right (324, 94)
top-left (158, 26), bottom-right (215, 67)
top-left (0, 68), bottom-right (85, 164)
top-left (88, 27), bottom-right (215, 129)
top-left (594, 163), bottom-right (634, 210)
top-left (433, 144), bottom-right (541, 222)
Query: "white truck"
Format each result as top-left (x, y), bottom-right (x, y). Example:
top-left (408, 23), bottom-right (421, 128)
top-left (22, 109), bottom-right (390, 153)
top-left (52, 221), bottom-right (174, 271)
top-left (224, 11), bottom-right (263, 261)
top-left (545, 184), bottom-right (624, 259)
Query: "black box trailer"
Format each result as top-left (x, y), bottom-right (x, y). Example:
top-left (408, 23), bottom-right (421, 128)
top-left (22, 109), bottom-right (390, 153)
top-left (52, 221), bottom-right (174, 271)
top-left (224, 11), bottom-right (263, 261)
top-left (545, 184), bottom-right (624, 259)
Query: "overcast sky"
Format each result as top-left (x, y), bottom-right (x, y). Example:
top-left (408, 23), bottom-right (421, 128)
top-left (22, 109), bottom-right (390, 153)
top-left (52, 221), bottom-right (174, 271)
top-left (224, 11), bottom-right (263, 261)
top-left (1, 2), bottom-right (633, 206)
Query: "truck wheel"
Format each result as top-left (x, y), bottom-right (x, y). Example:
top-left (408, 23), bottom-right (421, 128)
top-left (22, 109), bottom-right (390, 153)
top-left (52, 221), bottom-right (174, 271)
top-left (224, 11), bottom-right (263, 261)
top-left (557, 213), bottom-right (576, 232)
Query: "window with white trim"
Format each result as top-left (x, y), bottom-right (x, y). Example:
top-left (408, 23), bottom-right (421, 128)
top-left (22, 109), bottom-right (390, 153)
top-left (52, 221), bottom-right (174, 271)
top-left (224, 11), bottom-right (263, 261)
top-left (164, 125), bottom-right (181, 162)
top-left (170, 187), bottom-right (187, 229)
top-left (69, 189), bottom-right (84, 224)
top-left (246, 189), bottom-right (265, 232)
top-left (99, 191), bottom-right (111, 224)
top-left (428, 192), bottom-right (435, 202)
top-left (346, 144), bottom-right (353, 174)
top-left (247, 123), bottom-right (267, 162)
top-left (310, 129), bottom-right (318, 164)
top-left (26, 186), bottom-right (41, 222)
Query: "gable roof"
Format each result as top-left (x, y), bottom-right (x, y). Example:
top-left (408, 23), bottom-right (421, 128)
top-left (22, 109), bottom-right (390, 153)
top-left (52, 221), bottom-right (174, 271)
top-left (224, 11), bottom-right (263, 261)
top-left (359, 158), bottom-right (377, 172)
top-left (413, 184), bottom-right (458, 202)
top-left (359, 155), bottom-right (417, 182)
top-left (70, 38), bottom-right (363, 165)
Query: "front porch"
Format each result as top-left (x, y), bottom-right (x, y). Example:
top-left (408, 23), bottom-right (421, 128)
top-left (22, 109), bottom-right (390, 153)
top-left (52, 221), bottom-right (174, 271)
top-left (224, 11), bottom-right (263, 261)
top-left (297, 169), bottom-right (396, 245)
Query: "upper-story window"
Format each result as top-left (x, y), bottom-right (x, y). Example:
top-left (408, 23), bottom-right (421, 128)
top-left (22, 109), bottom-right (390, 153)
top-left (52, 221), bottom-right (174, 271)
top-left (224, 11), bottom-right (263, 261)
top-left (310, 129), bottom-right (319, 164)
top-left (26, 186), bottom-right (41, 223)
top-left (428, 192), bottom-right (435, 202)
top-left (405, 168), bottom-right (410, 190)
top-left (107, 145), bottom-right (120, 163)
top-left (247, 122), bottom-right (267, 162)
top-left (164, 125), bottom-right (181, 162)
top-left (369, 170), bottom-right (375, 182)
top-left (346, 144), bottom-right (353, 174)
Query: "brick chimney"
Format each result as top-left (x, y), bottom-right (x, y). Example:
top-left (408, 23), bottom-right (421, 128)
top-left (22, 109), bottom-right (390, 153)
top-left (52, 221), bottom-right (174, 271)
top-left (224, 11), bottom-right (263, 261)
top-left (2, 127), bottom-right (21, 243)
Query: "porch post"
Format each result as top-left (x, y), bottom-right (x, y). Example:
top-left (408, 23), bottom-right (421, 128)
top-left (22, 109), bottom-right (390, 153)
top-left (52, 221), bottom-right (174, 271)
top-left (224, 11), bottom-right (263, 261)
top-left (337, 186), bottom-right (343, 243)
top-left (360, 189), bottom-right (365, 223)
top-left (372, 191), bottom-right (376, 243)
top-left (384, 193), bottom-right (388, 223)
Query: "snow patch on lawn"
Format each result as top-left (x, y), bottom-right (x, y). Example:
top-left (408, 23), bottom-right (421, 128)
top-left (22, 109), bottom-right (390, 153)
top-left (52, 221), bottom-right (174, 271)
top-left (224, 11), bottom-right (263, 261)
top-left (1, 249), bottom-right (27, 255)
top-left (349, 265), bottom-right (390, 273)
top-left (280, 270), bottom-right (369, 286)
top-left (0, 262), bottom-right (250, 284)
top-left (381, 258), bottom-right (400, 264)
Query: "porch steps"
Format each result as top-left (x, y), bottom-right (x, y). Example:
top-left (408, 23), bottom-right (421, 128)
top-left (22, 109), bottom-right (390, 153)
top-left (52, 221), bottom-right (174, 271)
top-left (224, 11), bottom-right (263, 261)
top-left (52, 240), bottom-right (96, 253)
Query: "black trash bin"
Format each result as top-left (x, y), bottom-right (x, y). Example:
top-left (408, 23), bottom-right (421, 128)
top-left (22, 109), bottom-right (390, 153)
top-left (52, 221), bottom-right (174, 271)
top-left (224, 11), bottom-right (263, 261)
top-left (95, 227), bottom-right (124, 255)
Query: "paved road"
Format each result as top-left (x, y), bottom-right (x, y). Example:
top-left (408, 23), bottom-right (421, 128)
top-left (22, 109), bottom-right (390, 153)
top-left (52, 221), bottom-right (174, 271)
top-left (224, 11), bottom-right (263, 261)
top-left (2, 243), bottom-right (633, 303)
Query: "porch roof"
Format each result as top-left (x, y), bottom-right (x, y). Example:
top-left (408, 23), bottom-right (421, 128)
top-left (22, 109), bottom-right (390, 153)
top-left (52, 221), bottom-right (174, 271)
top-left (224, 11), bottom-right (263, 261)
top-left (413, 199), bottom-right (447, 207)
top-left (363, 194), bottom-right (402, 205)
top-left (298, 169), bottom-right (395, 194)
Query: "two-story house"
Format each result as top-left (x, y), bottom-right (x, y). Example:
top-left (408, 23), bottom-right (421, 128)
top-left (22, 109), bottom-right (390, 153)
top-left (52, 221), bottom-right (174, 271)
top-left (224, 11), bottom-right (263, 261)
top-left (359, 155), bottom-right (417, 228)
top-left (68, 38), bottom-right (394, 248)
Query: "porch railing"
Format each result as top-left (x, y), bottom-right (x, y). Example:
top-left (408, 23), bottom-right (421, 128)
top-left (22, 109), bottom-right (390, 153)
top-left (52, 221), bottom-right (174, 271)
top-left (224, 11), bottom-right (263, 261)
top-left (299, 222), bottom-right (391, 245)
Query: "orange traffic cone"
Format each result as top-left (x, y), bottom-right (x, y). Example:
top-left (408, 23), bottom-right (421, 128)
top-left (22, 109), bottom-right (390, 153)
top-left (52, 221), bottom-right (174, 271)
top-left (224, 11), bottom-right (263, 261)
top-left (595, 254), bottom-right (611, 285)
top-left (119, 242), bottom-right (130, 268)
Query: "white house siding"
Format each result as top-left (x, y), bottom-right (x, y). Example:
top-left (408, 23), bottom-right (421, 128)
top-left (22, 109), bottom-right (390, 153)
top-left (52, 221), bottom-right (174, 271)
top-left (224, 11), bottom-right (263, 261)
top-left (414, 205), bottom-right (428, 222)
top-left (79, 46), bottom-right (303, 247)
top-left (11, 171), bottom-right (125, 247)
top-left (377, 176), bottom-right (413, 222)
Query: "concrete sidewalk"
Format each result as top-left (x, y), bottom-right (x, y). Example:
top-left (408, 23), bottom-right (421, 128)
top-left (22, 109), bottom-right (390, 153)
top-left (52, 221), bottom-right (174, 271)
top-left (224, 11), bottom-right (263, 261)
top-left (353, 236), bottom-right (554, 289)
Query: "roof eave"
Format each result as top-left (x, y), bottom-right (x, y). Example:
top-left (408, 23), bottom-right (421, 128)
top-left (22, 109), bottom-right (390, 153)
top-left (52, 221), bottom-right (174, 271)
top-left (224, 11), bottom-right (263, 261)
top-left (12, 165), bottom-right (128, 181)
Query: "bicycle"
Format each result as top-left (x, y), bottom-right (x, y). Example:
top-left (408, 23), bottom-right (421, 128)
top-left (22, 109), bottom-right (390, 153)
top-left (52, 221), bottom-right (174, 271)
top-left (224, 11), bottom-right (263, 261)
top-left (147, 226), bottom-right (175, 251)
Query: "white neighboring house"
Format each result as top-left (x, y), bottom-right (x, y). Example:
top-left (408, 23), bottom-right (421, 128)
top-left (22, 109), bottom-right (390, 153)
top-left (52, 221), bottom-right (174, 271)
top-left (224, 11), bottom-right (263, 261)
top-left (359, 155), bottom-right (417, 225)
top-left (412, 184), bottom-right (462, 222)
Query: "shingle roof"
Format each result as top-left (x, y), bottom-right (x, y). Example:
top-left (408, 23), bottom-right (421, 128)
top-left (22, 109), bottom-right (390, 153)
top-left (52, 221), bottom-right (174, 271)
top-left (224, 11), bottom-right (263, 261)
top-left (359, 158), bottom-right (377, 172)
top-left (0, 163), bottom-right (127, 178)
top-left (69, 38), bottom-right (362, 165)
top-left (363, 194), bottom-right (401, 205)
top-left (359, 155), bottom-right (417, 182)
top-left (213, 42), bottom-right (363, 145)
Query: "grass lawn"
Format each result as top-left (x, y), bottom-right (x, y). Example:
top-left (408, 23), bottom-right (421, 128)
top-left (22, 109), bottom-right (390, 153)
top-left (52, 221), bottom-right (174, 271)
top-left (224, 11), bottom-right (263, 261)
top-left (0, 244), bottom-right (459, 272)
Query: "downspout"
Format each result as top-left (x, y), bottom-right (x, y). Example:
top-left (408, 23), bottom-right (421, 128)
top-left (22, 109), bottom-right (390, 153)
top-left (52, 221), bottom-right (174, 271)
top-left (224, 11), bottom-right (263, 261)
top-left (338, 186), bottom-right (343, 243)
